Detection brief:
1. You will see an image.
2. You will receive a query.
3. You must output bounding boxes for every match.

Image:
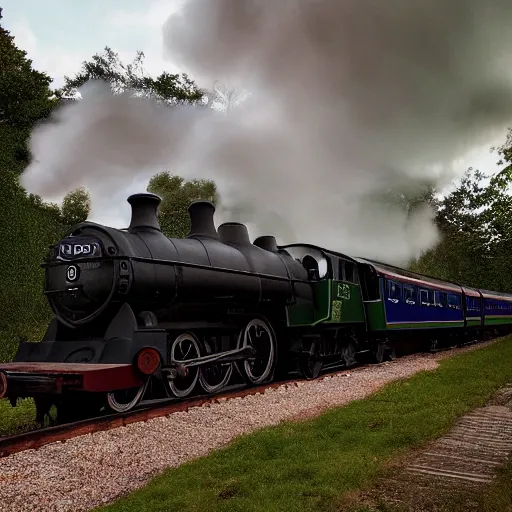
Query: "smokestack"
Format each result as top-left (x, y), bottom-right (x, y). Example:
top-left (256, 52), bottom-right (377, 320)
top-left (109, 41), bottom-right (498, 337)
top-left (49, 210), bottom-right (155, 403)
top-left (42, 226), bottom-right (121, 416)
top-left (187, 200), bottom-right (219, 239)
top-left (253, 235), bottom-right (278, 252)
top-left (127, 193), bottom-right (161, 232)
top-left (218, 222), bottom-right (251, 246)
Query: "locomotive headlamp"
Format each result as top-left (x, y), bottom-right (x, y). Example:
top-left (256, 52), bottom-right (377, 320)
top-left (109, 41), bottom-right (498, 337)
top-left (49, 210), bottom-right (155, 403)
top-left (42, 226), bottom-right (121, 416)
top-left (136, 348), bottom-right (161, 375)
top-left (0, 371), bottom-right (7, 399)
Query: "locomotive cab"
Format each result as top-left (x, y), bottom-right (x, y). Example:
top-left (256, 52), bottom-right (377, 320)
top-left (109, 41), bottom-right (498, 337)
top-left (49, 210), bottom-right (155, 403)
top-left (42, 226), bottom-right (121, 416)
top-left (280, 245), bottom-right (331, 281)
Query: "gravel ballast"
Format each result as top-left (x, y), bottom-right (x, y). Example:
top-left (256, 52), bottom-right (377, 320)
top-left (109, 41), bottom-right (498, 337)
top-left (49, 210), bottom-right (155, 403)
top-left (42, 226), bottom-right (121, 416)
top-left (0, 342), bottom-right (496, 512)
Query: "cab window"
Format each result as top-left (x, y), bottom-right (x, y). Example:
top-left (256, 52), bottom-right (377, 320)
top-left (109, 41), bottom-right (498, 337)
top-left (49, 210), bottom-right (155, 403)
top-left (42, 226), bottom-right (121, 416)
top-left (345, 261), bottom-right (355, 283)
top-left (338, 259), bottom-right (358, 284)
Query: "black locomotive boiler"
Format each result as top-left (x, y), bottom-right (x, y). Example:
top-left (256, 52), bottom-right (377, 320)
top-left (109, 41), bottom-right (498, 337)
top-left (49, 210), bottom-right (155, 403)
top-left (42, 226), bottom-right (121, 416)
top-left (0, 193), bottom-right (318, 422)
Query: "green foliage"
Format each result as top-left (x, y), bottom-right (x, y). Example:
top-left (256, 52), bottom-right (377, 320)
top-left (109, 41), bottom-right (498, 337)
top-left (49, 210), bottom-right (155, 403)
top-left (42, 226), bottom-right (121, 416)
top-left (409, 150), bottom-right (512, 292)
top-left (60, 187), bottom-right (91, 226)
top-left (0, 24), bottom-right (56, 127)
top-left (61, 47), bottom-right (204, 104)
top-left (147, 172), bottom-right (217, 238)
top-left (97, 338), bottom-right (512, 512)
top-left (0, 180), bottom-right (91, 362)
top-left (0, 398), bottom-right (36, 437)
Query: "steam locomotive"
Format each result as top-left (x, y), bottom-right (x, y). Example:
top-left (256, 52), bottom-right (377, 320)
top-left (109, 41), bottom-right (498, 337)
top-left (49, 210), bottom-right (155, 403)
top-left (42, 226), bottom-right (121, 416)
top-left (1, 193), bottom-right (511, 424)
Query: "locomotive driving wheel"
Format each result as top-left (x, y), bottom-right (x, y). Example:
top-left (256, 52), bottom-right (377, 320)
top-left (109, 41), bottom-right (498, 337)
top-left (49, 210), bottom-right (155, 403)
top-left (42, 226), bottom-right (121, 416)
top-left (166, 332), bottom-right (201, 398)
top-left (199, 336), bottom-right (233, 394)
top-left (298, 343), bottom-right (323, 380)
top-left (236, 317), bottom-right (277, 385)
top-left (107, 379), bottom-right (148, 413)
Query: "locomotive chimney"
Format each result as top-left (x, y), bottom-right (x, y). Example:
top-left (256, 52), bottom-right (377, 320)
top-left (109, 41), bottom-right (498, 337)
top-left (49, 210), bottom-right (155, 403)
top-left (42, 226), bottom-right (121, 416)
top-left (218, 222), bottom-right (251, 246)
top-left (127, 193), bottom-right (162, 233)
top-left (253, 235), bottom-right (278, 252)
top-left (187, 200), bottom-right (219, 239)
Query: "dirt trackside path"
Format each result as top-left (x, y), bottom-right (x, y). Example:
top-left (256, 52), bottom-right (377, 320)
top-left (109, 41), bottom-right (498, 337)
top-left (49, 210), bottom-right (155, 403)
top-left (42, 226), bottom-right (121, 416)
top-left (347, 386), bottom-right (512, 511)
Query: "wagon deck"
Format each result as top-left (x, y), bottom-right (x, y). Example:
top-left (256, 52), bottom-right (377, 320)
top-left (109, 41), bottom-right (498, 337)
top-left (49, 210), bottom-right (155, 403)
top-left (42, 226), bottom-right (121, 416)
top-left (0, 362), bottom-right (143, 397)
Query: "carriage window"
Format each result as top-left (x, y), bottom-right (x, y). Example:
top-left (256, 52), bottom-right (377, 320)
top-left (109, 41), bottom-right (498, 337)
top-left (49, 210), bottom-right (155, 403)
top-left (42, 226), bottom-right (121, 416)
top-left (387, 280), bottom-right (401, 301)
top-left (420, 289), bottom-right (434, 306)
top-left (435, 291), bottom-right (447, 307)
top-left (404, 285), bottom-right (416, 305)
top-left (447, 294), bottom-right (461, 310)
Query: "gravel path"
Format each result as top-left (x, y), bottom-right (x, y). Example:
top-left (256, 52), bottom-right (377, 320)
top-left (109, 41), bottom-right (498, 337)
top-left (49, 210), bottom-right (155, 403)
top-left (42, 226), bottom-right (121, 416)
top-left (0, 341), bottom-right (496, 512)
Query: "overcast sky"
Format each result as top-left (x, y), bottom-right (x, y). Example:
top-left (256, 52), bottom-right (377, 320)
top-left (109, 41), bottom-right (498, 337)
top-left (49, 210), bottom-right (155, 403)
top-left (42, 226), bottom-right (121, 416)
top-left (2, 0), bottom-right (508, 229)
top-left (2, 0), bottom-right (186, 88)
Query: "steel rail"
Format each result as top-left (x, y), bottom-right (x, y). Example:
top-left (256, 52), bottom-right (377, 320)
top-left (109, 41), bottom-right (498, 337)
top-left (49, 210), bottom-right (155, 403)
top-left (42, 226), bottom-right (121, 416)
top-left (0, 338), bottom-right (486, 459)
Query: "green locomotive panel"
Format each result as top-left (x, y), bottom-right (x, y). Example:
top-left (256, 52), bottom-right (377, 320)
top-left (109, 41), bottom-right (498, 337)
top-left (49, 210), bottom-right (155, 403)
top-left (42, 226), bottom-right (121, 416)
top-left (286, 280), bottom-right (365, 327)
top-left (362, 299), bottom-right (386, 331)
top-left (326, 281), bottom-right (365, 324)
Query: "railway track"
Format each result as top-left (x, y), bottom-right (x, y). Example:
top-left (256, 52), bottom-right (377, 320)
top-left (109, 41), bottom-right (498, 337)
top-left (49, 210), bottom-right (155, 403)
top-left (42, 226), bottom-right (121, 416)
top-left (0, 375), bottom-right (307, 459)
top-left (0, 339), bottom-right (486, 459)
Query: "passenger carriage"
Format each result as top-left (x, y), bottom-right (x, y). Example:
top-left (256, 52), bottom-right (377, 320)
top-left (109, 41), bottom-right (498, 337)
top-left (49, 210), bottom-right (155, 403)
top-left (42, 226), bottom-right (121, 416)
top-left (353, 259), bottom-right (476, 350)
top-left (480, 289), bottom-right (512, 334)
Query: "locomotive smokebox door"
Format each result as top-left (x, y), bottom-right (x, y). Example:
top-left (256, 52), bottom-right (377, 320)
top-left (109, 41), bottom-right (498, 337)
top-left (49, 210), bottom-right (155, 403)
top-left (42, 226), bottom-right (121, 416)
top-left (65, 264), bottom-right (79, 282)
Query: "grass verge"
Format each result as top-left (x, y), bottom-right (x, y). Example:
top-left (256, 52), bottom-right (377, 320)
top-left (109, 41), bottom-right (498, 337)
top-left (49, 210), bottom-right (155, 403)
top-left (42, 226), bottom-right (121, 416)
top-left (96, 337), bottom-right (512, 512)
top-left (0, 398), bottom-right (36, 437)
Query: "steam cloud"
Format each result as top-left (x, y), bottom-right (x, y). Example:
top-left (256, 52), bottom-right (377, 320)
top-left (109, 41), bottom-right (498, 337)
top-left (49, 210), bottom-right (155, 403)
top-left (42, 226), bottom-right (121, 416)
top-left (20, 0), bottom-right (512, 264)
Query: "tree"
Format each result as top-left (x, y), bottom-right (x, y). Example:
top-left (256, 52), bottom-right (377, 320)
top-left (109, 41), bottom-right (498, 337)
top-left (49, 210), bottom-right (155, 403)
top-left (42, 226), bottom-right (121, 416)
top-left (147, 172), bottom-right (217, 238)
top-left (495, 128), bottom-right (512, 172)
top-left (60, 187), bottom-right (91, 227)
top-left (61, 47), bottom-right (204, 104)
top-left (0, 21), bottom-right (56, 128)
top-left (407, 163), bottom-right (512, 293)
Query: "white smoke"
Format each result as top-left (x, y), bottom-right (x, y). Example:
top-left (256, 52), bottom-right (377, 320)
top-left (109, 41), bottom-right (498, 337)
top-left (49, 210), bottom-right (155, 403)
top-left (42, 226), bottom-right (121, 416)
top-left (20, 0), bottom-right (512, 264)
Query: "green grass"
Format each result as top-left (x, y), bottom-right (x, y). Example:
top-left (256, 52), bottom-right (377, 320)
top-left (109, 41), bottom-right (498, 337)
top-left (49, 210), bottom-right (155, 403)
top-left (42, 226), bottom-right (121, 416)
top-left (0, 397), bottom-right (37, 437)
top-left (96, 337), bottom-right (512, 512)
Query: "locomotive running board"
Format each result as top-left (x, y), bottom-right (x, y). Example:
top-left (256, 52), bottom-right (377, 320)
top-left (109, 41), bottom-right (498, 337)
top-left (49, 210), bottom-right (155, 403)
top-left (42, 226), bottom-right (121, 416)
top-left (0, 362), bottom-right (144, 398)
